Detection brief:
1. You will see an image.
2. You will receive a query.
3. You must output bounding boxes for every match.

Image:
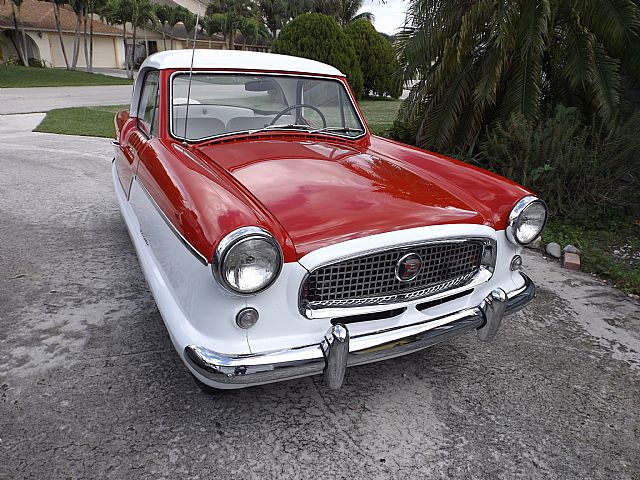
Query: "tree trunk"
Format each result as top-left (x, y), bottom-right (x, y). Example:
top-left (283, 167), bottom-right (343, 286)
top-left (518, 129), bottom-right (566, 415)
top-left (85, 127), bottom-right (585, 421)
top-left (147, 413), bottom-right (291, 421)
top-left (143, 24), bottom-right (148, 58)
top-left (83, 10), bottom-right (90, 72)
top-left (162, 27), bottom-right (167, 50)
top-left (132, 25), bottom-right (137, 75)
top-left (10, 2), bottom-right (27, 66)
top-left (19, 11), bottom-right (28, 65)
top-left (89, 4), bottom-right (94, 73)
top-left (71, 12), bottom-right (81, 69)
top-left (53, 3), bottom-right (70, 69)
top-left (123, 24), bottom-right (132, 80)
top-left (228, 28), bottom-right (235, 50)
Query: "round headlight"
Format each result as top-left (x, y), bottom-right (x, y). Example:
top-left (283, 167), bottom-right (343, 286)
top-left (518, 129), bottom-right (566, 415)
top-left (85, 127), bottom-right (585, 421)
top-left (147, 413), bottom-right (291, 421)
top-left (507, 196), bottom-right (548, 245)
top-left (214, 227), bottom-right (282, 294)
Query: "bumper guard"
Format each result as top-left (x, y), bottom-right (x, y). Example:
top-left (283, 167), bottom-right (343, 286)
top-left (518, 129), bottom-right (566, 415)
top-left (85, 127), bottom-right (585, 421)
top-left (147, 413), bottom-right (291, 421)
top-left (185, 273), bottom-right (536, 389)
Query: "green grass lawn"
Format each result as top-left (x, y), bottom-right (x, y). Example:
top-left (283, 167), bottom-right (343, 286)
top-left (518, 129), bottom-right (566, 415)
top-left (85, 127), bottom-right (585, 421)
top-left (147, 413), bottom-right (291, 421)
top-left (34, 98), bottom-right (403, 139)
top-left (542, 217), bottom-right (640, 295)
top-left (359, 98), bottom-right (402, 135)
top-left (35, 105), bottom-right (128, 138)
top-left (0, 65), bottom-right (132, 88)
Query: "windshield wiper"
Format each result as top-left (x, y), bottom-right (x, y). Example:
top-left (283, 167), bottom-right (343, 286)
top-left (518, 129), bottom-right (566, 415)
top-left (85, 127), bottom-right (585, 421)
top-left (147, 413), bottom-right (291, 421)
top-left (251, 124), bottom-right (315, 133)
top-left (310, 126), bottom-right (365, 135)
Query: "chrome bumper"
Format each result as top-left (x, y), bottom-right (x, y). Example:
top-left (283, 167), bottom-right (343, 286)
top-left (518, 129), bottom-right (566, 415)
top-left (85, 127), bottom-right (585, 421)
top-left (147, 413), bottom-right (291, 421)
top-left (184, 273), bottom-right (536, 389)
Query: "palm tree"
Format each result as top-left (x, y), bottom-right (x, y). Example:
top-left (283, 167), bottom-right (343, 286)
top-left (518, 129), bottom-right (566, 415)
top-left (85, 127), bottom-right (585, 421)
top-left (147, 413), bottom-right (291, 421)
top-left (202, 14), bottom-right (222, 47)
top-left (154, 4), bottom-right (171, 50)
top-left (68, 0), bottom-right (85, 70)
top-left (166, 6), bottom-right (182, 49)
top-left (258, 0), bottom-right (286, 38)
top-left (9, 0), bottom-right (29, 66)
top-left (237, 17), bottom-right (268, 48)
top-left (178, 7), bottom-right (197, 48)
top-left (337, 0), bottom-right (373, 27)
top-left (207, 0), bottom-right (256, 49)
top-left (287, 0), bottom-right (314, 19)
top-left (103, 0), bottom-right (133, 78)
top-left (314, 0), bottom-right (372, 26)
top-left (46, 0), bottom-right (71, 69)
top-left (396, 0), bottom-right (640, 152)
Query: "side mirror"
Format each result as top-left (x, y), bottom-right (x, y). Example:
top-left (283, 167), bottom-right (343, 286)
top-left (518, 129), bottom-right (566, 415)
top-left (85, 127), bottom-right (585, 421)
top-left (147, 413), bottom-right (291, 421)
top-left (114, 109), bottom-right (130, 139)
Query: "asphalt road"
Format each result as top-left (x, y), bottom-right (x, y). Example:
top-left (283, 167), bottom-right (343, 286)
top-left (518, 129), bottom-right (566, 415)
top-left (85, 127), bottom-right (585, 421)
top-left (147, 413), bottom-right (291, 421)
top-left (1, 114), bottom-right (639, 479)
top-left (0, 85), bottom-right (133, 114)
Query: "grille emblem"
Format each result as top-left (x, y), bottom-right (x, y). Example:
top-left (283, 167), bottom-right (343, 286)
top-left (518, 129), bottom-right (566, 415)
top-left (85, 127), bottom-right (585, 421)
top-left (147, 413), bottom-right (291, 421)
top-left (395, 253), bottom-right (423, 282)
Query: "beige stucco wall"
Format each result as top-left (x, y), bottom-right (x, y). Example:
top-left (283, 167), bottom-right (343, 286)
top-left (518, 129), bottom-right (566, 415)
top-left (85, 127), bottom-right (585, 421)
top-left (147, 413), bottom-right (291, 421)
top-left (25, 31), bottom-right (52, 65)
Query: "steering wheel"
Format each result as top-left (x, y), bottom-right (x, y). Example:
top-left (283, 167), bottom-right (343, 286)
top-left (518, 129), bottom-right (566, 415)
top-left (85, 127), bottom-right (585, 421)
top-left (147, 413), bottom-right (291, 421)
top-left (269, 104), bottom-right (327, 128)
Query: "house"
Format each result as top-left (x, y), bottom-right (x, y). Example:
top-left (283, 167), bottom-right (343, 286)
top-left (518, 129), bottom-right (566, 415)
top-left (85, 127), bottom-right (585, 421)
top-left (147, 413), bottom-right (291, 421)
top-left (0, 0), bottom-right (240, 70)
top-left (0, 0), bottom-right (127, 68)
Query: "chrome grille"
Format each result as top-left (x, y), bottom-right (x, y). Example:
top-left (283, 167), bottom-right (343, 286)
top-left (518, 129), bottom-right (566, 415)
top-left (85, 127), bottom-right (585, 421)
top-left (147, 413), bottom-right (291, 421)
top-left (300, 240), bottom-right (485, 314)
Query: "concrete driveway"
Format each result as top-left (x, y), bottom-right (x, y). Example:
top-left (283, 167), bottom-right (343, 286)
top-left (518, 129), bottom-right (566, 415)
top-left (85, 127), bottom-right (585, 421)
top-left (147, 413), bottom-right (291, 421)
top-left (0, 85), bottom-right (133, 114)
top-left (1, 114), bottom-right (639, 479)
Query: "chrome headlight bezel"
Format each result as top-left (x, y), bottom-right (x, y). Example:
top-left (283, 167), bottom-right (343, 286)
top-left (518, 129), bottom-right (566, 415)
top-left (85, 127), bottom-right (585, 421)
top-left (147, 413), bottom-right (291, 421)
top-left (212, 226), bottom-right (283, 295)
top-left (506, 196), bottom-right (548, 245)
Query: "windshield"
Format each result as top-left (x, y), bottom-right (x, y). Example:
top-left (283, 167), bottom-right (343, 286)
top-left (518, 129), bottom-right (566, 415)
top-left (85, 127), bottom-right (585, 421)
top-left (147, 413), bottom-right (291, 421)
top-left (171, 73), bottom-right (366, 141)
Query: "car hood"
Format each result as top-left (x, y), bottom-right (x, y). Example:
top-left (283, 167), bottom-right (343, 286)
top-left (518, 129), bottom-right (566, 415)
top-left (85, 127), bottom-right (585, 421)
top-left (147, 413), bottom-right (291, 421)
top-left (196, 137), bottom-right (490, 258)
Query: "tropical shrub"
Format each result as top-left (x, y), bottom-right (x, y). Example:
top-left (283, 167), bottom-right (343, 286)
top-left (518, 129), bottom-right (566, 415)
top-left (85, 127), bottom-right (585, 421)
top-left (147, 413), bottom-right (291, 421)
top-left (345, 19), bottom-right (401, 98)
top-left (272, 13), bottom-right (364, 98)
top-left (474, 106), bottom-right (640, 219)
top-left (395, 0), bottom-right (640, 152)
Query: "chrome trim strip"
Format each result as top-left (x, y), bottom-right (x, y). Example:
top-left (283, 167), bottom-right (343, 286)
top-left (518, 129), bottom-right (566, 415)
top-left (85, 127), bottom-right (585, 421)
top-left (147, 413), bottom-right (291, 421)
top-left (505, 273), bottom-right (536, 314)
top-left (168, 70), bottom-right (368, 144)
top-left (304, 236), bottom-right (495, 272)
top-left (184, 273), bottom-right (535, 387)
top-left (302, 269), bottom-right (494, 319)
top-left (135, 176), bottom-right (209, 266)
top-left (299, 237), bottom-right (496, 319)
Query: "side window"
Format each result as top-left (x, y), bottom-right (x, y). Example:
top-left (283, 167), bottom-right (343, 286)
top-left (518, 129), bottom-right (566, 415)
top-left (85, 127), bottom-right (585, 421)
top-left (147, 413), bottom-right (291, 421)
top-left (137, 71), bottom-right (160, 137)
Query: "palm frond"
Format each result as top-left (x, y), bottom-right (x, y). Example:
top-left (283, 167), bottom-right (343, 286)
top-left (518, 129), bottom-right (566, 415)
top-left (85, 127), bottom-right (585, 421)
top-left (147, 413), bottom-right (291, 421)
top-left (588, 44), bottom-right (621, 119)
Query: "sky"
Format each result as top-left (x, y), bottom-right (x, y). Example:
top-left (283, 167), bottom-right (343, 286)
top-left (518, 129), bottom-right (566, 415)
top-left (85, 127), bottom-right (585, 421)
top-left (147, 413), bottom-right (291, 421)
top-left (358, 0), bottom-right (409, 36)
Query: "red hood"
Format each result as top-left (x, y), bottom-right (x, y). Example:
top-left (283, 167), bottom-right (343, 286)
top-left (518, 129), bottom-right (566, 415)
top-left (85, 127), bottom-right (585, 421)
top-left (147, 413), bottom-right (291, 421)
top-left (196, 137), bottom-right (489, 257)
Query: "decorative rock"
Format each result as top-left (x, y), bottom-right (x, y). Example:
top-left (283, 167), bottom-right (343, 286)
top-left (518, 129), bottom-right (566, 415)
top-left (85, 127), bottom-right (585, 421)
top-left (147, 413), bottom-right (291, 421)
top-left (562, 252), bottom-right (581, 271)
top-left (545, 242), bottom-right (562, 258)
top-left (525, 236), bottom-right (542, 250)
top-left (563, 244), bottom-right (581, 255)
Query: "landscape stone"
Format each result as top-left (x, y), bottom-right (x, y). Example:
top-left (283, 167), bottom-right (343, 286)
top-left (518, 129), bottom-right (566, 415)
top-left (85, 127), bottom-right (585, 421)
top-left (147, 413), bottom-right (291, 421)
top-left (563, 244), bottom-right (581, 254)
top-left (546, 242), bottom-right (562, 258)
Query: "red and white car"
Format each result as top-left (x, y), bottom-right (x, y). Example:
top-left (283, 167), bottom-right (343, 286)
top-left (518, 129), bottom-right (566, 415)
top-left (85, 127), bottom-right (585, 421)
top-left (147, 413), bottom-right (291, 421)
top-left (113, 50), bottom-right (547, 391)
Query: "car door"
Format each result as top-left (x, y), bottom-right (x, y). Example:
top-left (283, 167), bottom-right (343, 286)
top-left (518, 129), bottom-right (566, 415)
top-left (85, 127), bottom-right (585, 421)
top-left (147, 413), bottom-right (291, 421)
top-left (115, 70), bottom-right (159, 199)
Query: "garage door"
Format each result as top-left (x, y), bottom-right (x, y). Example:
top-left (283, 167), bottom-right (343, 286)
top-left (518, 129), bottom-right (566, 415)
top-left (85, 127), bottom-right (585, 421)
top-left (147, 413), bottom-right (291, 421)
top-left (50, 34), bottom-right (118, 68)
top-left (92, 37), bottom-right (117, 68)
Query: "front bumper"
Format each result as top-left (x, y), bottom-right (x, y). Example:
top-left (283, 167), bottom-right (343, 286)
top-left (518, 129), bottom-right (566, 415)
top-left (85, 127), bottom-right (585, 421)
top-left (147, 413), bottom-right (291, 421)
top-left (184, 273), bottom-right (536, 389)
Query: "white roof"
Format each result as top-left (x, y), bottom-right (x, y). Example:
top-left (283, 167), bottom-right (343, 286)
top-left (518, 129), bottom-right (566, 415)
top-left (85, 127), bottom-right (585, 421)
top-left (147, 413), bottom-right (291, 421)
top-left (139, 50), bottom-right (344, 76)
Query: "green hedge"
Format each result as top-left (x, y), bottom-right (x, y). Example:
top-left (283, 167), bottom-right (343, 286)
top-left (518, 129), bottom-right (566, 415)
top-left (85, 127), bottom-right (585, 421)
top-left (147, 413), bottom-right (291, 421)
top-left (273, 13), bottom-right (364, 99)
top-left (345, 20), bottom-right (401, 98)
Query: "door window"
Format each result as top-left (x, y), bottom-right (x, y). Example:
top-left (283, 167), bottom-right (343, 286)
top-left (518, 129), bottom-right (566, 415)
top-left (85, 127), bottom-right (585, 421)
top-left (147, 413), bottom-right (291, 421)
top-left (138, 71), bottom-right (160, 137)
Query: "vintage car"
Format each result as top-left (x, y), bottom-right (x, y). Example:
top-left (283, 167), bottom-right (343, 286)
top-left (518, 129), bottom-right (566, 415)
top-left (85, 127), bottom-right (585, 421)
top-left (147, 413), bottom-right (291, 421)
top-left (112, 50), bottom-right (547, 392)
